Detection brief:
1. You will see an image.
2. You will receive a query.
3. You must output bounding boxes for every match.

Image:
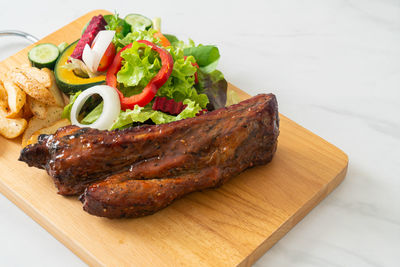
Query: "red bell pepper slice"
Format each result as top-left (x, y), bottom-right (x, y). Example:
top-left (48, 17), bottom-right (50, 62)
top-left (106, 43), bottom-right (133, 89)
top-left (106, 40), bottom-right (174, 109)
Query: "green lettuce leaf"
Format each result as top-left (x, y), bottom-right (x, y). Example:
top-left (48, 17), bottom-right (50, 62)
top-left (104, 13), bottom-right (131, 43)
top-left (165, 35), bottom-right (195, 50)
top-left (183, 45), bottom-right (220, 73)
top-left (116, 28), bottom-right (159, 50)
top-left (155, 51), bottom-right (208, 108)
top-left (117, 42), bottom-right (161, 88)
top-left (110, 99), bottom-right (202, 130)
top-left (157, 82), bottom-right (209, 109)
top-left (196, 69), bottom-right (227, 110)
top-left (176, 99), bottom-right (204, 120)
top-left (61, 91), bottom-right (81, 120)
top-left (110, 105), bottom-right (174, 129)
top-left (81, 102), bottom-right (103, 124)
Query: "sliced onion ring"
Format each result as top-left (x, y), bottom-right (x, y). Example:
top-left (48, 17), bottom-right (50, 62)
top-left (70, 85), bottom-right (121, 130)
top-left (82, 30), bottom-right (115, 72)
top-left (82, 44), bottom-right (96, 73)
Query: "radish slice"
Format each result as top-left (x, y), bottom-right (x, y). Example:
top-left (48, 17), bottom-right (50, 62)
top-left (82, 30), bottom-right (115, 72)
top-left (70, 85), bottom-right (121, 130)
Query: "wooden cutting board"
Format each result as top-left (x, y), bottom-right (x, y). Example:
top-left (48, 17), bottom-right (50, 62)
top-left (0, 10), bottom-right (348, 267)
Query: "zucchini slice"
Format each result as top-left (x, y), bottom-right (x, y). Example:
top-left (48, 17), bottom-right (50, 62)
top-left (124, 14), bottom-right (152, 30)
top-left (28, 43), bottom-right (60, 70)
top-left (54, 40), bottom-right (105, 94)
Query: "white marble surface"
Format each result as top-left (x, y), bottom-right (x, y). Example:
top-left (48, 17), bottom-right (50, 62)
top-left (1, 0), bottom-right (399, 266)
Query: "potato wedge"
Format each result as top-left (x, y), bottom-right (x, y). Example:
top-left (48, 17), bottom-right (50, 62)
top-left (21, 106), bottom-right (63, 147)
top-left (3, 80), bottom-right (26, 118)
top-left (18, 65), bottom-right (51, 87)
top-left (25, 118), bottom-right (70, 146)
top-left (41, 68), bottom-right (65, 107)
top-left (27, 96), bottom-right (47, 119)
top-left (0, 84), bottom-right (27, 139)
top-left (0, 115), bottom-right (27, 139)
top-left (9, 69), bottom-right (57, 106)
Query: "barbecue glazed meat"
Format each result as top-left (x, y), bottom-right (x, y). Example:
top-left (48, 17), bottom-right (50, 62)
top-left (19, 94), bottom-right (279, 218)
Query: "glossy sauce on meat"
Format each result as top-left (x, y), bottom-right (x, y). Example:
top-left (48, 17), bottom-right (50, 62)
top-left (19, 94), bottom-right (279, 218)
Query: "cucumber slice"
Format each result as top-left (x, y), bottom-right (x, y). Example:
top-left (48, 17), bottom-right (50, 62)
top-left (28, 43), bottom-right (60, 70)
top-left (124, 14), bottom-right (152, 31)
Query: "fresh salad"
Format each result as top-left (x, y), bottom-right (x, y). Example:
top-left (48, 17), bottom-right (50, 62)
top-left (28, 12), bottom-right (230, 131)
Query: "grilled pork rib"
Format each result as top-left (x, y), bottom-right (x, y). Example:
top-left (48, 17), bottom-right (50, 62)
top-left (19, 94), bottom-right (279, 218)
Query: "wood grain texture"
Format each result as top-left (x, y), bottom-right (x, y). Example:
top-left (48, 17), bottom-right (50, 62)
top-left (0, 10), bottom-right (348, 267)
